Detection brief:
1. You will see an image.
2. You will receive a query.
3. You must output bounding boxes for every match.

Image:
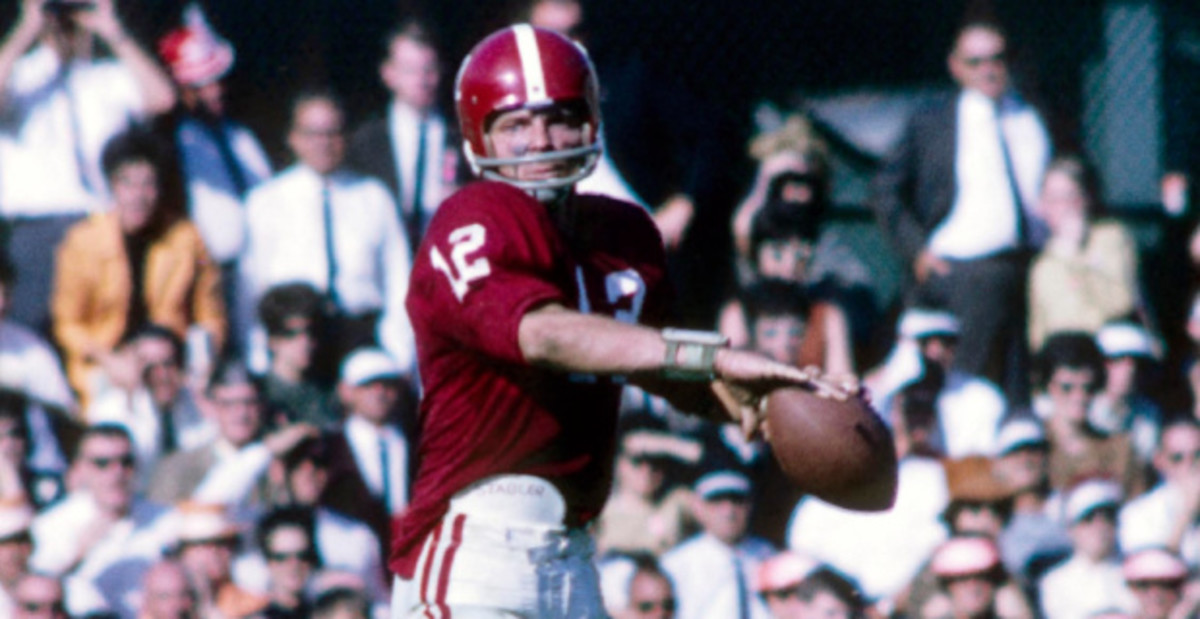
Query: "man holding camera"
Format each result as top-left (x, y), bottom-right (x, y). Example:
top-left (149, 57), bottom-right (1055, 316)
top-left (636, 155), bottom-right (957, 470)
top-left (0, 0), bottom-right (176, 334)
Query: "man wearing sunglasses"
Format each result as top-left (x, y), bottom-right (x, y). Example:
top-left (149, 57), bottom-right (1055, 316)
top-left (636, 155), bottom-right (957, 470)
top-left (872, 19), bottom-right (1052, 408)
top-left (1119, 418), bottom-right (1200, 568)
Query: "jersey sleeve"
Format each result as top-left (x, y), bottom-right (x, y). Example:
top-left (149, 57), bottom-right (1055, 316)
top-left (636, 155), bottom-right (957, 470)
top-left (407, 182), bottom-right (567, 364)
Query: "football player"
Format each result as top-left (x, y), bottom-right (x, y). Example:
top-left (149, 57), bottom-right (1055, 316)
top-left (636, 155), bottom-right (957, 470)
top-left (390, 25), bottom-right (879, 618)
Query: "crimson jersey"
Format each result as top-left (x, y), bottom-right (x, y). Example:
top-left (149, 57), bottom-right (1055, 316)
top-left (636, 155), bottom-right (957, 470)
top-left (391, 181), bottom-right (670, 578)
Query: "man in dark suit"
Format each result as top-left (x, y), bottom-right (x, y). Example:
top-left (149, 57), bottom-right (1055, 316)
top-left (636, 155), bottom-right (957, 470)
top-left (872, 20), bottom-right (1052, 405)
top-left (346, 20), bottom-right (459, 250)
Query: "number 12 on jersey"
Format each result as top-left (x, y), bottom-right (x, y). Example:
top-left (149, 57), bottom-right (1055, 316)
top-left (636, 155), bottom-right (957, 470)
top-left (431, 224), bottom-right (492, 301)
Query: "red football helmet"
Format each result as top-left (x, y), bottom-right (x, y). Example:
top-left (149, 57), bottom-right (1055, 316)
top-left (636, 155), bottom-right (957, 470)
top-left (454, 24), bottom-right (601, 195)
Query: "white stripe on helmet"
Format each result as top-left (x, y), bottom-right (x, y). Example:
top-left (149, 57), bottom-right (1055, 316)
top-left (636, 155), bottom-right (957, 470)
top-left (512, 24), bottom-right (549, 106)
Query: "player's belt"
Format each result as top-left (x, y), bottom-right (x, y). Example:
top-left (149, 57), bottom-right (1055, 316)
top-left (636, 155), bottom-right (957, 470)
top-left (449, 474), bottom-right (568, 529)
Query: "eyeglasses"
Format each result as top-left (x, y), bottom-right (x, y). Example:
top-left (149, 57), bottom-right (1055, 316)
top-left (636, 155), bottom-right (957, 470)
top-left (633, 598), bottom-right (677, 613)
top-left (762, 587), bottom-right (802, 602)
top-left (18, 600), bottom-right (65, 613)
top-left (624, 453), bottom-right (665, 468)
top-left (275, 324), bottom-right (314, 338)
top-left (1129, 579), bottom-right (1184, 591)
top-left (942, 572), bottom-right (997, 585)
top-left (1166, 450), bottom-right (1200, 465)
top-left (88, 454), bottom-right (136, 470)
top-left (1077, 506), bottom-right (1118, 523)
top-left (961, 51), bottom-right (1006, 68)
top-left (267, 549), bottom-right (316, 563)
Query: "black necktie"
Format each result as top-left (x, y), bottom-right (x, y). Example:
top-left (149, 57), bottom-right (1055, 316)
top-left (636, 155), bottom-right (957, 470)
top-left (408, 118), bottom-right (428, 246)
top-left (322, 181), bottom-right (339, 306)
top-left (159, 405), bottom-right (177, 455)
top-left (733, 552), bottom-right (750, 619)
top-left (200, 117), bottom-right (249, 198)
top-left (379, 435), bottom-right (391, 513)
top-left (994, 102), bottom-right (1029, 246)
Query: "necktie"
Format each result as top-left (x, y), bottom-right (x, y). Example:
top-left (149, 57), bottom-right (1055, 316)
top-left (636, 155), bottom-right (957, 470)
top-left (733, 552), bottom-right (750, 619)
top-left (159, 404), bottom-right (177, 455)
top-left (321, 181), bottom-right (340, 307)
top-left (379, 435), bottom-right (391, 513)
top-left (408, 118), bottom-right (428, 246)
top-left (994, 102), bottom-right (1030, 246)
top-left (60, 65), bottom-right (95, 195)
top-left (200, 117), bottom-right (249, 198)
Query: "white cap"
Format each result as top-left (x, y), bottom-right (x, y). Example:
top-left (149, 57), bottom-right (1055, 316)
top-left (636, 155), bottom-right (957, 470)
top-left (996, 418), bottom-right (1048, 455)
top-left (755, 551), bottom-right (819, 592)
top-left (930, 536), bottom-right (1001, 577)
top-left (1123, 548), bottom-right (1189, 583)
top-left (1096, 322), bottom-right (1159, 360)
top-left (1064, 479), bottom-right (1123, 524)
top-left (898, 309), bottom-right (960, 340)
top-left (340, 348), bottom-right (402, 386)
top-left (694, 470), bottom-right (751, 500)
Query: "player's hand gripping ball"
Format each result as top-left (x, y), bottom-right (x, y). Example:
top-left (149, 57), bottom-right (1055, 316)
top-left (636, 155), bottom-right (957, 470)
top-left (765, 384), bottom-right (897, 512)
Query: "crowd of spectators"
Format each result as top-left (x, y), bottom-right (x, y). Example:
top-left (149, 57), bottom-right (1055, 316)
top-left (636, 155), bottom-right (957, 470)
top-left (0, 0), bottom-right (1198, 617)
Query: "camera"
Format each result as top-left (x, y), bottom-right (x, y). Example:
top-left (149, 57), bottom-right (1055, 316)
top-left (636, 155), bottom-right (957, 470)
top-left (43, 0), bottom-right (96, 14)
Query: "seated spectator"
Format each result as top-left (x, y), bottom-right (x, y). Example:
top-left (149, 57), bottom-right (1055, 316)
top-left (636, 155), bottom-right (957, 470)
top-left (1118, 418), bottom-right (1200, 567)
top-left (661, 469), bottom-right (775, 619)
top-left (1028, 155), bottom-right (1139, 351)
top-left (0, 391), bottom-right (66, 509)
top-left (989, 417), bottom-right (1071, 585)
top-left (788, 369), bottom-right (949, 609)
top-left (172, 502), bottom-right (267, 619)
top-left (51, 128), bottom-right (225, 410)
top-left (1092, 321), bottom-right (1165, 466)
top-left (1039, 479), bottom-right (1137, 619)
top-left (12, 572), bottom-right (67, 619)
top-left (1035, 332), bottom-right (1146, 498)
top-left (1122, 548), bottom-right (1190, 619)
top-left (922, 535), bottom-right (1012, 619)
top-left (594, 415), bottom-right (700, 557)
top-left (87, 324), bottom-right (216, 490)
top-left (865, 308), bottom-right (1007, 457)
top-left (137, 559), bottom-right (199, 619)
top-left (256, 283), bottom-right (338, 428)
top-left (719, 201), bottom-right (855, 376)
top-left (256, 506), bottom-right (320, 619)
top-left (0, 499), bottom-right (34, 616)
top-left (146, 358), bottom-right (314, 506)
top-left (755, 552), bottom-right (863, 619)
top-left (0, 255), bottom-right (75, 415)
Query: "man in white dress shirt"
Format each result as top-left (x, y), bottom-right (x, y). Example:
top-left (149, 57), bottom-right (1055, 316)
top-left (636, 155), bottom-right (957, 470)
top-left (347, 20), bottom-right (459, 251)
top-left (0, 0), bottom-right (176, 333)
top-left (241, 92), bottom-right (413, 377)
top-left (662, 469), bottom-right (775, 619)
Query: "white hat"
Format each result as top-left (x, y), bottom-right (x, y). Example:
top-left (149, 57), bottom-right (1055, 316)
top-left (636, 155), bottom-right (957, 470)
top-left (1064, 479), bottom-right (1123, 524)
top-left (1096, 322), bottom-right (1159, 360)
top-left (1123, 548), bottom-right (1189, 583)
top-left (898, 309), bottom-right (960, 340)
top-left (694, 470), bottom-right (751, 500)
top-left (755, 551), bottom-right (819, 593)
top-left (931, 536), bottom-right (1001, 578)
top-left (996, 418), bottom-right (1048, 455)
top-left (0, 499), bottom-right (33, 540)
top-left (340, 348), bottom-right (402, 386)
top-left (157, 5), bottom-right (235, 87)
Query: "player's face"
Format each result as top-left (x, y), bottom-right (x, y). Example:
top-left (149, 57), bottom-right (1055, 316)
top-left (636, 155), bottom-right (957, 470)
top-left (286, 458), bottom-right (328, 505)
top-left (265, 526), bottom-right (316, 596)
top-left (1155, 425), bottom-right (1200, 483)
top-left (289, 99), bottom-right (346, 176)
top-left (1070, 506), bottom-right (1118, 562)
top-left (13, 574), bottom-right (66, 619)
top-left (1040, 168), bottom-right (1089, 233)
top-left (179, 538), bottom-right (236, 584)
top-left (949, 27), bottom-right (1009, 100)
top-left (111, 160), bottom-right (160, 235)
top-left (0, 530), bottom-right (32, 585)
top-left (382, 37), bottom-right (439, 110)
top-left (995, 446), bottom-right (1048, 493)
top-left (697, 493), bottom-right (751, 546)
top-left (142, 564), bottom-right (198, 619)
top-left (138, 336), bottom-right (182, 409)
top-left (269, 316), bottom-right (318, 374)
top-left (76, 434), bottom-right (137, 515)
top-left (1129, 579), bottom-right (1183, 619)
top-left (756, 238), bottom-right (813, 282)
top-left (346, 379), bottom-right (400, 425)
top-left (184, 80), bottom-right (226, 118)
top-left (485, 104), bottom-right (591, 183)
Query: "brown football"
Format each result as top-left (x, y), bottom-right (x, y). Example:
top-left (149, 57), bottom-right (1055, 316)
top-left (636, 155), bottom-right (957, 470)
top-left (766, 386), bottom-right (898, 511)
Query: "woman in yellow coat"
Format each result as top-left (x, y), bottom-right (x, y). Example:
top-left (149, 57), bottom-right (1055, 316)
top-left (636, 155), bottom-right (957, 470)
top-left (52, 129), bottom-right (225, 410)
